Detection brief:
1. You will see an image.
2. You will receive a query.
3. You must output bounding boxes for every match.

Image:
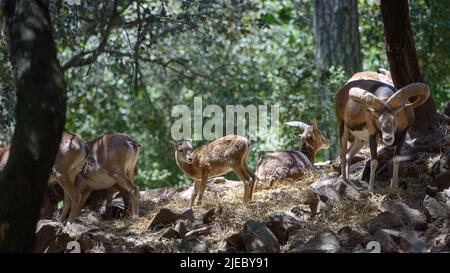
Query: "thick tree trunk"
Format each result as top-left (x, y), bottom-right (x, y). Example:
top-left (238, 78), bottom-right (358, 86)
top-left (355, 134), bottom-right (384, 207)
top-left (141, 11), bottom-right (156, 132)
top-left (314, 0), bottom-right (362, 159)
top-left (380, 0), bottom-right (438, 135)
top-left (0, 0), bottom-right (66, 252)
top-left (314, 0), bottom-right (362, 78)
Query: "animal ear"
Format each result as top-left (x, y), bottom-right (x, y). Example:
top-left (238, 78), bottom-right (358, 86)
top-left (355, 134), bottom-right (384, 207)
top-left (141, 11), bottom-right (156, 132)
top-left (310, 119), bottom-right (318, 130)
top-left (168, 140), bottom-right (177, 149)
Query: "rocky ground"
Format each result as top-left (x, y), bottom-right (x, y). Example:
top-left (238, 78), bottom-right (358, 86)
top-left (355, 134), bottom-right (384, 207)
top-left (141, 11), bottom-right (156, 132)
top-left (36, 112), bottom-right (450, 253)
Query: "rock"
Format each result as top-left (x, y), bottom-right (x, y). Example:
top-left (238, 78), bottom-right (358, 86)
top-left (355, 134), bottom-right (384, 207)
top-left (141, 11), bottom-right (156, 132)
top-left (202, 207), bottom-right (222, 224)
top-left (423, 195), bottom-right (448, 220)
top-left (290, 207), bottom-right (312, 221)
top-left (398, 228), bottom-right (426, 253)
top-left (48, 232), bottom-right (73, 253)
top-left (66, 222), bottom-right (99, 235)
top-left (79, 233), bottom-right (95, 253)
top-left (429, 233), bottom-right (450, 252)
top-left (180, 208), bottom-right (195, 222)
top-left (185, 226), bottom-right (210, 237)
top-left (374, 228), bottom-right (427, 253)
top-left (308, 174), bottom-right (364, 211)
top-left (140, 187), bottom-right (178, 201)
top-left (380, 200), bottom-right (427, 230)
top-left (161, 228), bottom-right (181, 240)
top-left (225, 233), bottom-right (245, 252)
top-left (362, 212), bottom-right (403, 234)
top-left (266, 212), bottom-right (301, 244)
top-left (149, 208), bottom-right (181, 230)
top-left (289, 231), bottom-right (341, 253)
top-left (103, 199), bottom-right (127, 220)
top-left (241, 220), bottom-right (280, 253)
top-left (78, 210), bottom-right (102, 225)
top-left (374, 229), bottom-right (402, 253)
top-left (174, 220), bottom-right (190, 237)
top-left (35, 220), bottom-right (64, 253)
top-left (337, 226), bottom-right (369, 249)
top-left (266, 190), bottom-right (290, 201)
top-left (309, 176), bottom-right (341, 205)
top-left (178, 235), bottom-right (208, 253)
top-left (435, 172), bottom-right (450, 192)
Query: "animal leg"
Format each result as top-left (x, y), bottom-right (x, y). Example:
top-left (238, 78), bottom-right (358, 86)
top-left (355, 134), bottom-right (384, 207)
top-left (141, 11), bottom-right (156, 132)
top-left (197, 170), bottom-right (210, 206)
top-left (368, 134), bottom-right (378, 192)
top-left (391, 156), bottom-right (399, 188)
top-left (233, 166), bottom-right (252, 202)
top-left (59, 193), bottom-right (71, 222)
top-left (190, 180), bottom-right (199, 207)
top-left (58, 177), bottom-right (81, 223)
top-left (75, 189), bottom-right (93, 219)
top-left (340, 127), bottom-right (349, 181)
top-left (110, 172), bottom-right (140, 218)
top-left (242, 161), bottom-right (257, 200)
top-left (345, 138), bottom-right (365, 177)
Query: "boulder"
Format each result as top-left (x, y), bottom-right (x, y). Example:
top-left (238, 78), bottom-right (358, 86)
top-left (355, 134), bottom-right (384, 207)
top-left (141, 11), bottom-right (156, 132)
top-left (337, 226), bottom-right (369, 249)
top-left (79, 233), bottom-right (95, 253)
top-left (379, 200), bottom-right (427, 230)
top-left (202, 207), bottom-right (222, 224)
top-left (435, 172), bottom-right (450, 191)
top-left (290, 207), bottom-right (312, 221)
top-left (374, 228), bottom-right (427, 253)
top-left (423, 195), bottom-right (448, 220)
top-left (308, 174), bottom-right (364, 211)
top-left (51, 232), bottom-right (75, 253)
top-left (374, 229), bottom-right (402, 253)
top-left (174, 220), bottom-right (190, 237)
top-left (266, 212), bottom-right (302, 244)
top-left (180, 208), bottom-right (195, 222)
top-left (161, 228), bottom-right (181, 240)
top-left (362, 212), bottom-right (403, 234)
top-left (34, 220), bottom-right (64, 253)
top-left (429, 233), bottom-right (450, 252)
top-left (241, 220), bottom-right (280, 253)
top-left (78, 210), bottom-right (102, 225)
top-left (397, 228), bottom-right (426, 253)
top-left (103, 199), bottom-right (127, 220)
top-left (149, 208), bottom-right (181, 230)
top-left (289, 231), bottom-right (341, 253)
top-left (140, 187), bottom-right (178, 201)
top-left (178, 235), bottom-right (208, 253)
top-left (225, 233), bottom-right (245, 252)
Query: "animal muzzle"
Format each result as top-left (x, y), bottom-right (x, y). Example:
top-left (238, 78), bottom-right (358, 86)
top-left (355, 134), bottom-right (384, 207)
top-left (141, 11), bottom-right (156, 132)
top-left (381, 134), bottom-right (394, 146)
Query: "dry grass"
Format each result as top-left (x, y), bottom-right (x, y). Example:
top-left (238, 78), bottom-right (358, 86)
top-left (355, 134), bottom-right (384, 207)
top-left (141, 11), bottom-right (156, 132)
top-left (92, 164), bottom-right (403, 252)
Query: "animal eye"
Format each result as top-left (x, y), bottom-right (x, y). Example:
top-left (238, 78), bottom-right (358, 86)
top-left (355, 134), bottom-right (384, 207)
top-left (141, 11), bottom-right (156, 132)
top-left (178, 149), bottom-right (183, 153)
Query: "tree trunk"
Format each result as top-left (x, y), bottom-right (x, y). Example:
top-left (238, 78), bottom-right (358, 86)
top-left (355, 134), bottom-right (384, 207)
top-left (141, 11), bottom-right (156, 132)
top-left (314, 0), bottom-right (362, 78)
top-left (380, 0), bottom-right (438, 135)
top-left (0, 0), bottom-right (66, 252)
top-left (313, 0), bottom-right (362, 159)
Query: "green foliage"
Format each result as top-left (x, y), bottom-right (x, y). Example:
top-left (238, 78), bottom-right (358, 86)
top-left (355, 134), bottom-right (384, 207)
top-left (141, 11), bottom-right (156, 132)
top-left (0, 0), bottom-right (448, 189)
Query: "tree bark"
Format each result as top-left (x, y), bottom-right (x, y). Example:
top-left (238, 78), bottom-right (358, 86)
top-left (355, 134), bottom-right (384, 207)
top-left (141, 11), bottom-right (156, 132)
top-left (380, 0), bottom-right (438, 135)
top-left (0, 0), bottom-right (66, 252)
top-left (313, 0), bottom-right (362, 159)
top-left (314, 0), bottom-right (362, 78)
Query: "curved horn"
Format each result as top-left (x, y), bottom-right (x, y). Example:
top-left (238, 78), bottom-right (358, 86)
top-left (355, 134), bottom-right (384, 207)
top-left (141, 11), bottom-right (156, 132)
top-left (349, 87), bottom-right (384, 111)
top-left (285, 121), bottom-right (310, 131)
top-left (386, 82), bottom-right (430, 109)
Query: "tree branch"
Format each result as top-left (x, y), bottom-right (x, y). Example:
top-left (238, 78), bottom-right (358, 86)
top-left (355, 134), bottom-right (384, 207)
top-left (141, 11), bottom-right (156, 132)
top-left (62, 0), bottom-right (119, 71)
